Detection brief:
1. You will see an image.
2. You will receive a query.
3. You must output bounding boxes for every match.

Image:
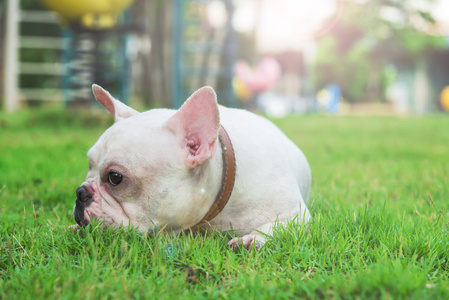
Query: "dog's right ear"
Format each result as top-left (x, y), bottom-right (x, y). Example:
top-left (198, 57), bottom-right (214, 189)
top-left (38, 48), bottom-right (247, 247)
top-left (92, 84), bottom-right (138, 122)
top-left (166, 86), bottom-right (220, 168)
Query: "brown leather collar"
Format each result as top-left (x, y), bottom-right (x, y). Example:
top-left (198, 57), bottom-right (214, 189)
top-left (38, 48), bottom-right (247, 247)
top-left (199, 125), bottom-right (236, 223)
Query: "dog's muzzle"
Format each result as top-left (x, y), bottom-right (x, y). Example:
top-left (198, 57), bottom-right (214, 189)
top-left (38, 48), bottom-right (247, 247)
top-left (74, 185), bottom-right (92, 227)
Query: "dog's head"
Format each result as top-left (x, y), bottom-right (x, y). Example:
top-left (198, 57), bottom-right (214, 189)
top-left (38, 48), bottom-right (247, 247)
top-left (74, 85), bottom-right (221, 233)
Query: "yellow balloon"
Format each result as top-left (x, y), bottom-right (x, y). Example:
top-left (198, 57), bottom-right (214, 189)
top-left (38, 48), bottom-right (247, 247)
top-left (441, 86), bottom-right (449, 111)
top-left (233, 78), bottom-right (253, 101)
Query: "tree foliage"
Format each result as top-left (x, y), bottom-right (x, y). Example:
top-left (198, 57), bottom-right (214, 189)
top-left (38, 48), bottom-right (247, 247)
top-left (314, 0), bottom-right (446, 103)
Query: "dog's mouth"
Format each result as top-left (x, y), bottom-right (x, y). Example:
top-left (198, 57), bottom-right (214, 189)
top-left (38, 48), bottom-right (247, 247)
top-left (74, 200), bottom-right (88, 227)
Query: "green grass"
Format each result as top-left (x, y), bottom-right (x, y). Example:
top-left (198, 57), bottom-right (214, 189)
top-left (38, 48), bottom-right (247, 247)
top-left (1, 109), bottom-right (448, 299)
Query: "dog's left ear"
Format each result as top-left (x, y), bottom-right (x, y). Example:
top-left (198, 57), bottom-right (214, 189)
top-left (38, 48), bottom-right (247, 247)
top-left (166, 86), bottom-right (220, 168)
top-left (92, 84), bottom-right (139, 122)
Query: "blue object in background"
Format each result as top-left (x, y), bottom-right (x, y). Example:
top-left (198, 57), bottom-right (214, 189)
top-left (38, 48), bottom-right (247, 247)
top-left (327, 83), bottom-right (341, 114)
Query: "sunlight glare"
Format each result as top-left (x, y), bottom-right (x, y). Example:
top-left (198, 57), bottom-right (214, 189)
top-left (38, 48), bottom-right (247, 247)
top-left (235, 0), bottom-right (339, 52)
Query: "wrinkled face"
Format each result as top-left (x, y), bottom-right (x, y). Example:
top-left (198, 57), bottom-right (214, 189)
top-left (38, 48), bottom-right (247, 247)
top-left (73, 112), bottom-right (191, 234)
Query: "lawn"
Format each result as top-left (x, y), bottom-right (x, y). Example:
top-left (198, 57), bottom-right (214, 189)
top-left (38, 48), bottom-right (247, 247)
top-left (1, 108), bottom-right (448, 299)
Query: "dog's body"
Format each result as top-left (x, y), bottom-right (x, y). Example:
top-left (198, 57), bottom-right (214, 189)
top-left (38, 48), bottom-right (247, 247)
top-left (74, 85), bottom-right (311, 249)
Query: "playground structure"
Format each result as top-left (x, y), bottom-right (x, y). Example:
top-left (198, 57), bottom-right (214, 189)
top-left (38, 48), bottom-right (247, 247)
top-left (2, 0), bottom-right (135, 111)
top-left (172, 0), bottom-right (237, 108)
top-left (2, 0), bottom-right (237, 111)
top-left (43, 0), bottom-right (136, 106)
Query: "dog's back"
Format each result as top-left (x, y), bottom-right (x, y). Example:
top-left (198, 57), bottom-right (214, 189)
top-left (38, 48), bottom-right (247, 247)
top-left (216, 106), bottom-right (311, 233)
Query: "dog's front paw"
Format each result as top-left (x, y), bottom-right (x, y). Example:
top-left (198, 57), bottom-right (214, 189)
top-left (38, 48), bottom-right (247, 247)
top-left (228, 235), bottom-right (265, 251)
top-left (68, 224), bottom-right (84, 235)
top-left (68, 224), bottom-right (79, 231)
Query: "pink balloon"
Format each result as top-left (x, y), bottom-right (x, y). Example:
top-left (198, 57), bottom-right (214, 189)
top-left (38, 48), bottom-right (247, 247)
top-left (234, 58), bottom-right (281, 93)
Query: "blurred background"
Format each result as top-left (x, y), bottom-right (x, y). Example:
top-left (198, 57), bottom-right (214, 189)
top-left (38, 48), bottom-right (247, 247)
top-left (0, 0), bottom-right (448, 116)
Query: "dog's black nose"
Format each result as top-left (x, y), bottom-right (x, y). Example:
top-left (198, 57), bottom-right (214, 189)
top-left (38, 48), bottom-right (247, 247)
top-left (76, 185), bottom-right (91, 202)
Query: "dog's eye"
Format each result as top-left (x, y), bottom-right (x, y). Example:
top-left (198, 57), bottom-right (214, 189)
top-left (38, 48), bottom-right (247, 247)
top-left (108, 172), bottom-right (123, 185)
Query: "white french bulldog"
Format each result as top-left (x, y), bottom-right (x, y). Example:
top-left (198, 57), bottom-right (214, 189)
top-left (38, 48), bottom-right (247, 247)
top-left (73, 85), bottom-right (311, 250)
